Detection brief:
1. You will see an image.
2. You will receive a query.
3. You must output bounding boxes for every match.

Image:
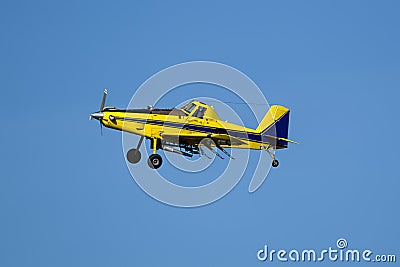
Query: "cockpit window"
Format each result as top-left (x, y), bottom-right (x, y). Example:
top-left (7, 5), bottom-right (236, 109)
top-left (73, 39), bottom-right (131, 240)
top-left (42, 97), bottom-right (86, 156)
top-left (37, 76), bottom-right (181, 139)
top-left (181, 103), bottom-right (196, 114)
top-left (193, 106), bottom-right (206, 118)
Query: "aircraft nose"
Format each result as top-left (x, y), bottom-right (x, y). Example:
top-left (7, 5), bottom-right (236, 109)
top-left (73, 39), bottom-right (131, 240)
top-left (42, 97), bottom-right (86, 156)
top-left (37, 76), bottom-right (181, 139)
top-left (90, 112), bottom-right (104, 121)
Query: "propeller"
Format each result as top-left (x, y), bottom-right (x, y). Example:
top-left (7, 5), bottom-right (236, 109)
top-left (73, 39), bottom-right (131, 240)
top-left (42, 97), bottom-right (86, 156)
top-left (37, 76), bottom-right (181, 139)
top-left (90, 89), bottom-right (107, 136)
top-left (100, 88), bottom-right (107, 111)
top-left (99, 89), bottom-right (107, 135)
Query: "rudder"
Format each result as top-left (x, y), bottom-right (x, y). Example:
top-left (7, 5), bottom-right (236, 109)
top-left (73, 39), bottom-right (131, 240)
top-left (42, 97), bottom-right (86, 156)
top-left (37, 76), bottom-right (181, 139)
top-left (256, 105), bottom-right (290, 146)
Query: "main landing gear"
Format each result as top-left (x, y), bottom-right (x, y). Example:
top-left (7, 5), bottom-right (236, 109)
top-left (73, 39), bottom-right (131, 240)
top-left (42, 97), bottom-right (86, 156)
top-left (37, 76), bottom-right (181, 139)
top-left (127, 136), bottom-right (144, 164)
top-left (147, 138), bottom-right (162, 169)
top-left (148, 154), bottom-right (162, 169)
top-left (126, 137), bottom-right (163, 169)
top-left (127, 148), bottom-right (141, 164)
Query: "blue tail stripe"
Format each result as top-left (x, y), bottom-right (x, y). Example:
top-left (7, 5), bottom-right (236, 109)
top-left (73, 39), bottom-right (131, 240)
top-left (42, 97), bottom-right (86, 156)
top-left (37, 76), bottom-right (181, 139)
top-left (262, 111), bottom-right (290, 146)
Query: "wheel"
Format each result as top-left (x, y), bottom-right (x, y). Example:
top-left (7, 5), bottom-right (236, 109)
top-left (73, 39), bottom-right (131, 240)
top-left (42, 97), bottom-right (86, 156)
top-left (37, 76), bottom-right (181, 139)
top-left (127, 148), bottom-right (141, 164)
top-left (272, 159), bottom-right (279, 168)
top-left (148, 154), bottom-right (162, 169)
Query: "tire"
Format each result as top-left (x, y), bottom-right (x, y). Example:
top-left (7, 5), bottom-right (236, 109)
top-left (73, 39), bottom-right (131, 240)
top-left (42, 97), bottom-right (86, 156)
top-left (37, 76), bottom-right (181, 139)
top-left (148, 154), bottom-right (162, 169)
top-left (127, 148), bottom-right (141, 164)
top-left (272, 159), bottom-right (279, 168)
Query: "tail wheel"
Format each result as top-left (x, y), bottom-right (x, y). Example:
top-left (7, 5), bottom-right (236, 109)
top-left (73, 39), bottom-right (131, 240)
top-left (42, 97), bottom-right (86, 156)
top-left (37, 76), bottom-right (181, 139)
top-left (148, 154), bottom-right (162, 169)
top-left (127, 148), bottom-right (141, 164)
top-left (272, 159), bottom-right (279, 168)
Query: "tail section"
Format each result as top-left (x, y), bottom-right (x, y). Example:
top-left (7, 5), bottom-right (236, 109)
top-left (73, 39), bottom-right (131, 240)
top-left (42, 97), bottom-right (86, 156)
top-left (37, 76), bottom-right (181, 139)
top-left (256, 105), bottom-right (294, 147)
top-left (256, 105), bottom-right (289, 135)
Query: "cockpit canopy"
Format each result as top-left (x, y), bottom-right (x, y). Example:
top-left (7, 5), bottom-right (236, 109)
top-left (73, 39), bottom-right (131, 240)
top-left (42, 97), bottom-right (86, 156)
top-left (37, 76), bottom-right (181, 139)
top-left (179, 101), bottom-right (221, 120)
top-left (180, 102), bottom-right (197, 114)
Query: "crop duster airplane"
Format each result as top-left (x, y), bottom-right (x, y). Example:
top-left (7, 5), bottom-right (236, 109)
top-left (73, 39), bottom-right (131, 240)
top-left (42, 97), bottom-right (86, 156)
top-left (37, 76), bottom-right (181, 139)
top-left (90, 90), bottom-right (297, 169)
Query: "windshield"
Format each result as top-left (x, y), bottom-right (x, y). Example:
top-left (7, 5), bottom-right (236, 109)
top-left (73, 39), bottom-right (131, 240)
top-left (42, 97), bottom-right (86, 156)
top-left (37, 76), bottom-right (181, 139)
top-left (180, 102), bottom-right (196, 114)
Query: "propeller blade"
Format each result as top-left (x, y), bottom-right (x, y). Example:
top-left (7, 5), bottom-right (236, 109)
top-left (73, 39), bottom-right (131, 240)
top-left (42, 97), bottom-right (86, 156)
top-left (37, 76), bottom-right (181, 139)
top-left (100, 122), bottom-right (103, 136)
top-left (100, 88), bottom-right (107, 111)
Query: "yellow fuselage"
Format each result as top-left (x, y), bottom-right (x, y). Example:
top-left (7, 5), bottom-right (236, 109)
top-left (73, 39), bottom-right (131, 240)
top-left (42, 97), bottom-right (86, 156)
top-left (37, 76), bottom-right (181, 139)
top-left (101, 109), bottom-right (271, 150)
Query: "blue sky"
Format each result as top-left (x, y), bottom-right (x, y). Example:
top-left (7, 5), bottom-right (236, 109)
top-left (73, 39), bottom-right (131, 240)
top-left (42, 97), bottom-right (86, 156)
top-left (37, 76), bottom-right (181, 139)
top-left (1, 1), bottom-right (399, 266)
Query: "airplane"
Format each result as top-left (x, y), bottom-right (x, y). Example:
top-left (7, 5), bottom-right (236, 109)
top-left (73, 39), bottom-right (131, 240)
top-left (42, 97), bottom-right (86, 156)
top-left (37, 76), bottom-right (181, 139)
top-left (90, 89), bottom-right (298, 169)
